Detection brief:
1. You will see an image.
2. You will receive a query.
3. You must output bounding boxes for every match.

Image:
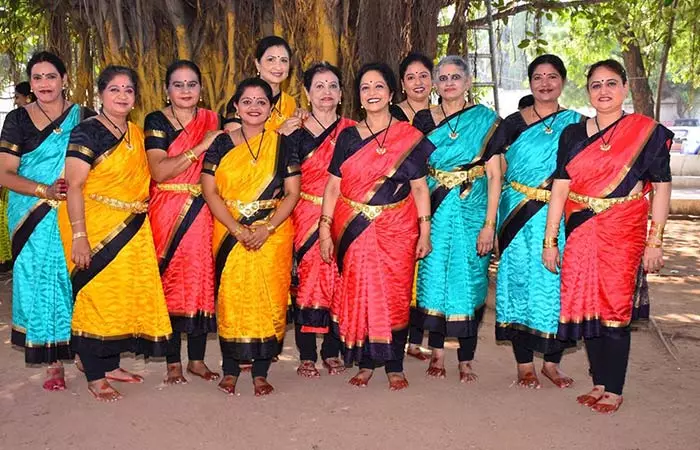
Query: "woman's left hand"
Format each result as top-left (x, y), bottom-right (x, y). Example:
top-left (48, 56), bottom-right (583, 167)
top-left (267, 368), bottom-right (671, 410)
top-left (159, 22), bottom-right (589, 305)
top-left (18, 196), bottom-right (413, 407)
top-left (477, 226), bottom-right (495, 256)
top-left (292, 108), bottom-right (310, 121)
top-left (277, 117), bottom-right (303, 136)
top-left (643, 246), bottom-right (664, 273)
top-left (246, 224), bottom-right (270, 250)
top-left (415, 233), bottom-right (432, 259)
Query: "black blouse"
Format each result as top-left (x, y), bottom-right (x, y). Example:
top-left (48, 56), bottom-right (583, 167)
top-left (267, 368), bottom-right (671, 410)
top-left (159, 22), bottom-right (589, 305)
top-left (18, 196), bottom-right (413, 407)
top-left (144, 110), bottom-right (223, 151)
top-left (66, 118), bottom-right (122, 165)
top-left (0, 106), bottom-right (95, 157)
top-left (389, 104), bottom-right (410, 122)
top-left (284, 120), bottom-right (340, 162)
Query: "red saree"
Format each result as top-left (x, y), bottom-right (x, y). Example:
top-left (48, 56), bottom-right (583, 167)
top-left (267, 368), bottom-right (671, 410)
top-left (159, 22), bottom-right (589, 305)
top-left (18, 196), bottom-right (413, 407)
top-left (330, 121), bottom-right (433, 363)
top-left (147, 109), bottom-right (219, 333)
top-left (558, 113), bottom-right (671, 339)
top-left (292, 117), bottom-right (355, 334)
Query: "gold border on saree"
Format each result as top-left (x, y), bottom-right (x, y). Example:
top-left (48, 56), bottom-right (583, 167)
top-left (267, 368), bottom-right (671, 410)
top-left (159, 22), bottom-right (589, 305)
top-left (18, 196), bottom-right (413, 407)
top-left (156, 183), bottom-right (202, 197)
top-left (300, 191), bottom-right (322, 205)
top-left (340, 195), bottom-right (408, 221)
top-left (428, 165), bottom-right (485, 190)
top-left (0, 140), bottom-right (20, 154)
top-left (568, 190), bottom-right (644, 214)
top-left (511, 180), bottom-right (551, 203)
top-left (224, 198), bottom-right (280, 219)
top-left (88, 194), bottom-right (148, 213)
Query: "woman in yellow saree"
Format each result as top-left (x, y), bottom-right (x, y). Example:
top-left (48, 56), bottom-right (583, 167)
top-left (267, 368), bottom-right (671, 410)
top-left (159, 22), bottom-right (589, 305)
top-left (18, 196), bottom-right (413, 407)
top-left (202, 77), bottom-right (300, 397)
top-left (61, 66), bottom-right (171, 402)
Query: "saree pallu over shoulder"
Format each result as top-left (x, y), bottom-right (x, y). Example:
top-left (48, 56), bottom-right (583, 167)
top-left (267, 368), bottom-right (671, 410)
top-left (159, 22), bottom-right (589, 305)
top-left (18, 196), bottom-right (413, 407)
top-left (210, 132), bottom-right (294, 360)
top-left (60, 124), bottom-right (171, 357)
top-left (7, 105), bottom-right (82, 363)
top-left (558, 114), bottom-right (663, 340)
top-left (495, 110), bottom-right (582, 352)
top-left (265, 91), bottom-right (297, 133)
top-left (292, 117), bottom-right (355, 333)
top-left (148, 109), bottom-right (218, 334)
top-left (415, 105), bottom-right (499, 338)
top-left (331, 122), bottom-right (430, 365)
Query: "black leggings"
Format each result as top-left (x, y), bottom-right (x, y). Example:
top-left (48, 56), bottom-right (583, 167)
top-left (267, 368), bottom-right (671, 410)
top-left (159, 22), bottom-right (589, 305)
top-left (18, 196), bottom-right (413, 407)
top-left (511, 337), bottom-right (564, 365)
top-left (359, 328), bottom-right (408, 373)
top-left (80, 352), bottom-right (120, 382)
top-left (166, 332), bottom-right (208, 364)
top-left (408, 325), bottom-right (424, 346)
top-left (222, 357), bottom-right (272, 379)
top-left (294, 324), bottom-right (342, 362)
top-left (584, 331), bottom-right (631, 395)
top-left (428, 332), bottom-right (478, 362)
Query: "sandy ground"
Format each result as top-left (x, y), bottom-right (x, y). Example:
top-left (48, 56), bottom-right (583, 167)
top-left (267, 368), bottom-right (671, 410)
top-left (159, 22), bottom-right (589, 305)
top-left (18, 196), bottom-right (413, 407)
top-left (1, 218), bottom-right (699, 450)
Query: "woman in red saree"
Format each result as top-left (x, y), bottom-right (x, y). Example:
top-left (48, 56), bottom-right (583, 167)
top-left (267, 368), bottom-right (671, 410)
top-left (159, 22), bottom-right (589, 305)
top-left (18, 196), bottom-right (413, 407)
top-left (145, 60), bottom-right (222, 384)
top-left (320, 63), bottom-right (434, 391)
top-left (544, 60), bottom-right (672, 414)
top-left (289, 62), bottom-right (355, 378)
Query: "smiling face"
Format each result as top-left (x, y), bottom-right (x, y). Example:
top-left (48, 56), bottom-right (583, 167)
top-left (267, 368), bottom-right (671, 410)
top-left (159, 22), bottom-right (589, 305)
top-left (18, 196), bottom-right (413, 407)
top-left (587, 66), bottom-right (628, 114)
top-left (235, 86), bottom-right (272, 127)
top-left (305, 70), bottom-right (341, 112)
top-left (402, 61), bottom-right (432, 103)
top-left (529, 63), bottom-right (564, 104)
top-left (167, 67), bottom-right (201, 109)
top-left (100, 74), bottom-right (136, 117)
top-left (359, 70), bottom-right (392, 113)
top-left (435, 63), bottom-right (470, 102)
top-left (29, 62), bottom-right (66, 104)
top-left (255, 45), bottom-right (290, 86)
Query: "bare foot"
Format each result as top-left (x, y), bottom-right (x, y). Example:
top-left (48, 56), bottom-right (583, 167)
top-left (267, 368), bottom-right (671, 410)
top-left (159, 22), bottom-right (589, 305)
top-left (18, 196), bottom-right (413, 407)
top-left (406, 344), bottom-right (430, 361)
top-left (253, 376), bottom-right (274, 396)
top-left (218, 375), bottom-right (238, 395)
top-left (459, 361), bottom-right (478, 383)
top-left (576, 385), bottom-right (605, 406)
top-left (43, 364), bottom-right (66, 391)
top-left (387, 372), bottom-right (409, 391)
top-left (541, 362), bottom-right (574, 388)
top-left (186, 360), bottom-right (220, 382)
top-left (516, 362), bottom-right (540, 389)
top-left (591, 392), bottom-right (623, 413)
top-left (87, 379), bottom-right (123, 402)
top-left (297, 360), bottom-right (321, 378)
top-left (426, 348), bottom-right (446, 378)
top-left (348, 368), bottom-right (374, 387)
top-left (322, 357), bottom-right (346, 375)
top-left (106, 367), bottom-right (144, 383)
top-left (165, 362), bottom-right (188, 385)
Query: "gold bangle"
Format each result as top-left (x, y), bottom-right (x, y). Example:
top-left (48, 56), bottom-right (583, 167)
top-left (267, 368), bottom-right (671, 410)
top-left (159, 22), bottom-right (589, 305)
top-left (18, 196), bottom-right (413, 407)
top-left (483, 219), bottom-right (496, 229)
top-left (646, 241), bottom-right (662, 248)
top-left (319, 215), bottom-right (333, 225)
top-left (72, 232), bottom-right (88, 240)
top-left (648, 221), bottom-right (665, 242)
top-left (418, 215), bottom-right (432, 223)
top-left (265, 222), bottom-right (276, 235)
top-left (71, 219), bottom-right (85, 226)
top-left (543, 237), bottom-right (559, 248)
top-left (35, 183), bottom-right (48, 199)
top-left (184, 149), bottom-right (199, 163)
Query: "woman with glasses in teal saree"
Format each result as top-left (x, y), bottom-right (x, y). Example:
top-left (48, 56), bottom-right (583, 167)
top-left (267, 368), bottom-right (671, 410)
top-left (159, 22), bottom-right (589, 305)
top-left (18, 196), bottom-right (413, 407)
top-left (413, 55), bottom-right (501, 383)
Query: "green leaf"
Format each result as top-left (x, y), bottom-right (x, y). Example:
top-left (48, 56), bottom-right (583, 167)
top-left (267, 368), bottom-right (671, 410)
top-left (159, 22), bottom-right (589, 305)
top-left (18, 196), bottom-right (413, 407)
top-left (546, 12), bottom-right (553, 21)
top-left (518, 39), bottom-right (531, 49)
top-left (537, 39), bottom-right (549, 45)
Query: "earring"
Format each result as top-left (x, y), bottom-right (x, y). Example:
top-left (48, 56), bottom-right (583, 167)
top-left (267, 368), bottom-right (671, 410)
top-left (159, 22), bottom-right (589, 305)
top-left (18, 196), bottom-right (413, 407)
top-left (402, 89), bottom-right (405, 94)
top-left (390, 100), bottom-right (393, 105)
top-left (256, 71), bottom-right (260, 77)
top-left (360, 105), bottom-right (364, 109)
top-left (338, 99), bottom-right (342, 105)
top-left (166, 97), bottom-right (171, 105)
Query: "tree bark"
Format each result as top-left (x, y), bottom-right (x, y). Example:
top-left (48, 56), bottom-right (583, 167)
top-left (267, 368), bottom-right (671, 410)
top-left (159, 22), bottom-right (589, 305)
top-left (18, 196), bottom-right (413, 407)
top-left (447, 0), bottom-right (469, 55)
top-left (655, 0), bottom-right (679, 121)
top-left (620, 33), bottom-right (655, 117)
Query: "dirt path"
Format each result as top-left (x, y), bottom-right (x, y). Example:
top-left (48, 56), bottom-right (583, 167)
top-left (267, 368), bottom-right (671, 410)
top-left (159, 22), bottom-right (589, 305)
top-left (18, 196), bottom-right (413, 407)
top-left (1, 219), bottom-right (699, 450)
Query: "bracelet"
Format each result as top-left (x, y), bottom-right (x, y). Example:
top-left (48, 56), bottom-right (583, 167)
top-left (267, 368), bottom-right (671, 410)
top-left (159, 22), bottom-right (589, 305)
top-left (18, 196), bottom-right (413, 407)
top-left (35, 183), bottom-right (48, 199)
top-left (265, 222), bottom-right (276, 235)
top-left (418, 215), bottom-right (432, 223)
top-left (183, 149), bottom-right (199, 163)
top-left (647, 221), bottom-right (665, 243)
top-left (319, 215), bottom-right (333, 225)
top-left (71, 219), bottom-right (85, 226)
top-left (483, 219), bottom-right (496, 229)
top-left (72, 232), bottom-right (88, 240)
top-left (646, 241), bottom-right (662, 248)
top-left (543, 236), bottom-right (559, 248)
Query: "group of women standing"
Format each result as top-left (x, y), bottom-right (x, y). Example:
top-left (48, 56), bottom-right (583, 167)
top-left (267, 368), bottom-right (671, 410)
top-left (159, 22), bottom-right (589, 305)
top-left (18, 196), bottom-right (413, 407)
top-left (1, 35), bottom-right (672, 414)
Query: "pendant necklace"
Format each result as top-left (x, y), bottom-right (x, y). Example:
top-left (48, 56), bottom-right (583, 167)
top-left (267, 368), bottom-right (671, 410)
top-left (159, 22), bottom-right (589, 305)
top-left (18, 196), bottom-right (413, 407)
top-left (594, 112), bottom-right (625, 152)
top-left (532, 104), bottom-right (560, 135)
top-left (36, 98), bottom-right (67, 135)
top-left (364, 114), bottom-right (392, 155)
top-left (440, 101), bottom-right (466, 140)
top-left (311, 112), bottom-right (339, 146)
top-left (171, 105), bottom-right (197, 135)
top-left (102, 111), bottom-right (132, 150)
top-left (242, 128), bottom-right (265, 165)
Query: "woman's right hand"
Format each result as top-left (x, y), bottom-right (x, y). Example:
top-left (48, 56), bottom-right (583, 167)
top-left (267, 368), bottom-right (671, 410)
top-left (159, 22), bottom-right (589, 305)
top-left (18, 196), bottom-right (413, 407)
top-left (47, 178), bottom-right (67, 200)
top-left (542, 247), bottom-right (560, 274)
top-left (319, 234), bottom-right (334, 264)
top-left (72, 237), bottom-right (92, 270)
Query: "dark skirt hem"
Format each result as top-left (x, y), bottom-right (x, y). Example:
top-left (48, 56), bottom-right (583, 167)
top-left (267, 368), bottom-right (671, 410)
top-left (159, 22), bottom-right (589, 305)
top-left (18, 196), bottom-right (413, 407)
top-left (294, 307), bottom-right (331, 329)
top-left (169, 312), bottom-right (217, 335)
top-left (413, 305), bottom-right (485, 338)
top-left (11, 329), bottom-right (74, 364)
top-left (219, 338), bottom-right (282, 360)
top-left (558, 319), bottom-right (631, 341)
top-left (71, 334), bottom-right (171, 358)
top-left (331, 321), bottom-right (406, 365)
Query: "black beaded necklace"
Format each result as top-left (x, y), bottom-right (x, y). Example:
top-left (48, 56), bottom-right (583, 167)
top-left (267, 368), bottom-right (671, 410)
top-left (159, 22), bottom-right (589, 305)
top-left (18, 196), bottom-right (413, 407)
top-left (531, 104), bottom-right (560, 135)
top-left (101, 110), bottom-right (132, 150)
top-left (242, 128), bottom-right (265, 165)
top-left (364, 114), bottom-right (392, 155)
top-left (35, 98), bottom-right (67, 135)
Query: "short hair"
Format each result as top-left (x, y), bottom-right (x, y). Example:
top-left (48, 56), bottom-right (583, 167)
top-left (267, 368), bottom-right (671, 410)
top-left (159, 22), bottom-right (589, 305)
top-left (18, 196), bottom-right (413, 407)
top-left (303, 61), bottom-right (343, 91)
top-left (354, 62), bottom-right (397, 107)
top-left (399, 52), bottom-right (434, 80)
top-left (231, 77), bottom-right (274, 105)
top-left (518, 94), bottom-right (535, 110)
top-left (433, 55), bottom-right (470, 79)
top-left (15, 81), bottom-right (31, 97)
top-left (26, 51), bottom-right (67, 78)
top-left (97, 65), bottom-right (140, 97)
top-left (528, 54), bottom-right (567, 81)
top-left (586, 59), bottom-right (628, 87)
top-left (165, 60), bottom-right (202, 86)
top-left (255, 35), bottom-right (292, 61)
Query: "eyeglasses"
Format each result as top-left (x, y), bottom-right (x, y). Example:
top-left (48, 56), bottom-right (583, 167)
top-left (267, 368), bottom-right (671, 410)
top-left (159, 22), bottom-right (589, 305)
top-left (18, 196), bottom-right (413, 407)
top-left (170, 81), bottom-right (200, 91)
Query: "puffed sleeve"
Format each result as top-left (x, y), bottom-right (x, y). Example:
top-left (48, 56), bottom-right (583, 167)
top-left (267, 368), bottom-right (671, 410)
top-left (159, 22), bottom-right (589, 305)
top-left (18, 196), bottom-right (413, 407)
top-left (412, 109), bottom-right (435, 135)
top-left (328, 128), bottom-right (354, 178)
top-left (81, 107), bottom-right (97, 120)
top-left (484, 112), bottom-right (520, 159)
top-left (144, 112), bottom-right (169, 151)
top-left (66, 122), bottom-right (98, 165)
top-left (281, 134), bottom-right (301, 178)
top-left (202, 133), bottom-right (231, 176)
top-left (0, 109), bottom-right (25, 157)
top-left (642, 124), bottom-right (673, 183)
top-left (553, 124), bottom-right (577, 180)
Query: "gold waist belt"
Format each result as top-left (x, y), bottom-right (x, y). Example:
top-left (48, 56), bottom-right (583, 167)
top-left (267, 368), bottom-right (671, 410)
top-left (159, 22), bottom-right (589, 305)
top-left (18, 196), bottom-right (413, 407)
top-left (300, 191), bottom-right (323, 205)
top-left (156, 183), bottom-right (202, 197)
top-left (224, 198), bottom-right (279, 218)
top-left (510, 181), bottom-right (551, 203)
top-left (89, 194), bottom-right (148, 213)
top-left (428, 165), bottom-right (485, 189)
top-left (568, 191), bottom-right (644, 214)
top-left (341, 195), bottom-right (408, 221)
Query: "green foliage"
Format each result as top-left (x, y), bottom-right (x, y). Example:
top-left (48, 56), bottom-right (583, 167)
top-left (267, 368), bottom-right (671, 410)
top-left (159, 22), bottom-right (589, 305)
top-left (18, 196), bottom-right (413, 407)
top-left (0, 0), bottom-right (45, 86)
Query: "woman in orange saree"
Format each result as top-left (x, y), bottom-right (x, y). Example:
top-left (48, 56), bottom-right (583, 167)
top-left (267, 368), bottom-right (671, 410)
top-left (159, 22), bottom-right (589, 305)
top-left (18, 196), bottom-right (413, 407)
top-left (320, 63), bottom-right (434, 391)
top-left (289, 62), bottom-right (355, 378)
top-left (145, 60), bottom-right (222, 385)
top-left (544, 60), bottom-right (672, 414)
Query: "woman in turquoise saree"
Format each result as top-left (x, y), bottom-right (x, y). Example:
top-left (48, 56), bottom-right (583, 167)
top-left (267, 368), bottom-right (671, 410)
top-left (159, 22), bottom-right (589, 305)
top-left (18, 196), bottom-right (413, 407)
top-left (493, 55), bottom-right (582, 389)
top-left (0, 52), bottom-right (94, 391)
top-left (413, 55), bottom-right (502, 383)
